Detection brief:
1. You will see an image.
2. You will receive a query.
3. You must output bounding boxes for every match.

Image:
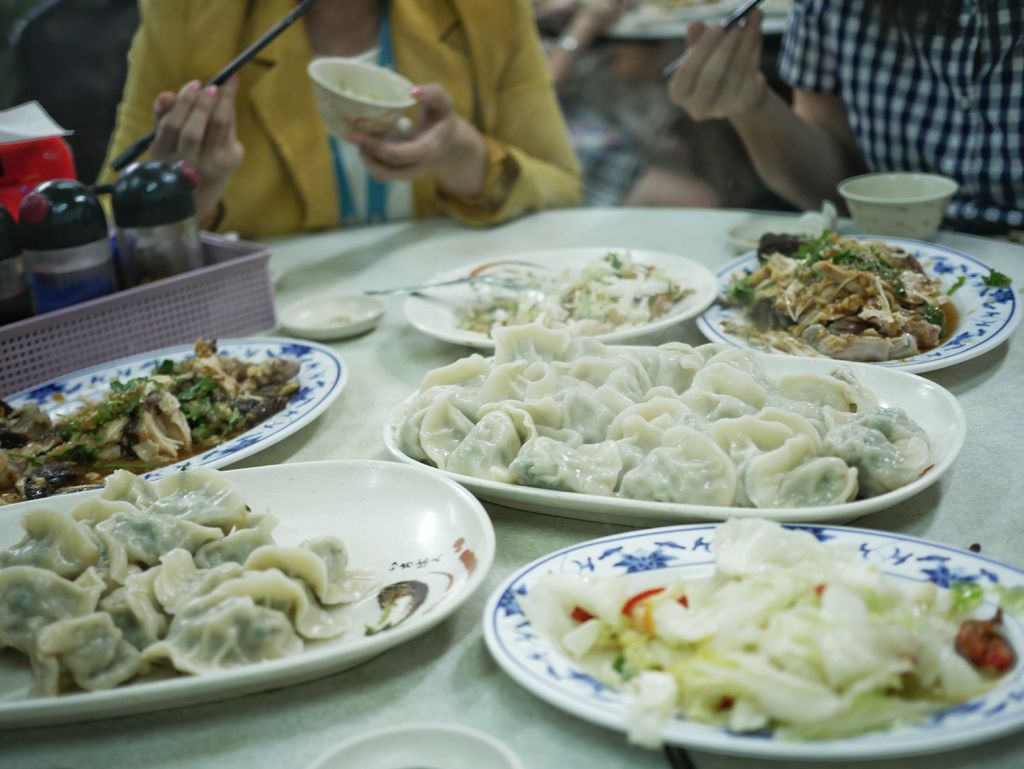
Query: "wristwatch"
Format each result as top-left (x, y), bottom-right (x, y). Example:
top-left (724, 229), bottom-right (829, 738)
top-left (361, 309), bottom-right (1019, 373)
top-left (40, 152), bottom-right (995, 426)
top-left (557, 34), bottom-right (580, 53)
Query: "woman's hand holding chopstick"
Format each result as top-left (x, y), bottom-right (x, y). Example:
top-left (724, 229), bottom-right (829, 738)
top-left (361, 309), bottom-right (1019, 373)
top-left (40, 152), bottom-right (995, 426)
top-left (149, 76), bottom-right (245, 223)
top-left (667, 9), bottom-right (766, 121)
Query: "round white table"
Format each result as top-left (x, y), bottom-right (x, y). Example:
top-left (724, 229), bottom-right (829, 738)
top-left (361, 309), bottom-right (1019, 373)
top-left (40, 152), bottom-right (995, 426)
top-left (3, 208), bottom-right (1023, 769)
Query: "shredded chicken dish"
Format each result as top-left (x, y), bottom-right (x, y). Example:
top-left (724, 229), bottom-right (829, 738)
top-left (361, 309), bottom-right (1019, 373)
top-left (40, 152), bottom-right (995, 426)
top-left (0, 340), bottom-right (300, 504)
top-left (722, 233), bottom-right (955, 362)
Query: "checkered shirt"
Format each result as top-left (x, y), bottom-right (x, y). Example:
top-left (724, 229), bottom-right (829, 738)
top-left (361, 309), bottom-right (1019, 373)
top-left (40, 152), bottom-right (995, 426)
top-left (779, 0), bottom-right (1024, 232)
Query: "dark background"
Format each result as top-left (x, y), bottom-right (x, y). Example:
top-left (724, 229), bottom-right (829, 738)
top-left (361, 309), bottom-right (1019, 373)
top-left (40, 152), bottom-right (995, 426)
top-left (1, 0), bottom-right (138, 183)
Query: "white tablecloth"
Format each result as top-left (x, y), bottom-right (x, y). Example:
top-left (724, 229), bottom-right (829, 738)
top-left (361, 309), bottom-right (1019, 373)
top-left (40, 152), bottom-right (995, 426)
top-left (4, 208), bottom-right (1023, 769)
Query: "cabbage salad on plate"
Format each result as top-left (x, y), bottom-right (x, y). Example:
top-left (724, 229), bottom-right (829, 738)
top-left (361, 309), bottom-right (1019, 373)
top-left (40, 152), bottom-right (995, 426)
top-left (458, 252), bottom-right (693, 337)
top-left (520, 519), bottom-right (1018, 745)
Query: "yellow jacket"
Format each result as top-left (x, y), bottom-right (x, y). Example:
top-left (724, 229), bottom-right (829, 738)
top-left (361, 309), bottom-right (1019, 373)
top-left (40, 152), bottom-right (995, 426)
top-left (102, 0), bottom-right (582, 239)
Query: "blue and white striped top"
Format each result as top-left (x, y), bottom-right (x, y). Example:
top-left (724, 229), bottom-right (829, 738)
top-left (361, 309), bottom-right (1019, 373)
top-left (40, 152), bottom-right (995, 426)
top-left (779, 0), bottom-right (1024, 233)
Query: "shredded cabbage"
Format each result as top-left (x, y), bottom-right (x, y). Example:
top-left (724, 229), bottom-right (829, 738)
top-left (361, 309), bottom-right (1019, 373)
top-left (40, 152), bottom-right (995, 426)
top-left (458, 252), bottom-right (691, 337)
top-left (520, 519), bottom-right (1012, 746)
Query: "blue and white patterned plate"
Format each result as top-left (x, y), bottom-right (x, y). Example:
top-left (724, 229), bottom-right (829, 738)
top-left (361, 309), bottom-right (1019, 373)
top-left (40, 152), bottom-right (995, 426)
top-left (4, 337), bottom-right (346, 483)
top-left (484, 524), bottom-right (1024, 760)
top-left (697, 238), bottom-right (1020, 374)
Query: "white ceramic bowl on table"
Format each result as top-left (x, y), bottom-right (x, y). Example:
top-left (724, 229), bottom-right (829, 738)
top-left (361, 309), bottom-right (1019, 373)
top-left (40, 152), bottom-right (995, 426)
top-left (837, 172), bottom-right (959, 240)
top-left (307, 58), bottom-right (415, 137)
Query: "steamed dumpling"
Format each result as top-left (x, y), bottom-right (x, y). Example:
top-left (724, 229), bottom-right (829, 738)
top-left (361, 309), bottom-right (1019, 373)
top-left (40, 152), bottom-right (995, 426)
top-left (744, 436), bottom-right (858, 508)
top-left (200, 569), bottom-right (349, 640)
top-left (619, 426), bottom-right (737, 506)
top-left (143, 594), bottom-right (303, 674)
top-left (418, 392), bottom-right (477, 470)
top-left (153, 548), bottom-right (244, 615)
top-left (823, 407), bottom-right (929, 497)
top-left (244, 536), bottom-right (372, 606)
top-left (33, 612), bottom-right (143, 695)
top-left (95, 511), bottom-right (223, 568)
top-left (0, 509), bottom-right (99, 579)
top-left (0, 566), bottom-right (104, 654)
top-left (100, 469), bottom-right (158, 510)
top-left (511, 437), bottom-right (622, 496)
top-left (150, 468), bottom-right (250, 532)
top-left (445, 410), bottom-right (523, 483)
top-left (193, 513), bottom-right (278, 569)
top-left (99, 569), bottom-right (168, 651)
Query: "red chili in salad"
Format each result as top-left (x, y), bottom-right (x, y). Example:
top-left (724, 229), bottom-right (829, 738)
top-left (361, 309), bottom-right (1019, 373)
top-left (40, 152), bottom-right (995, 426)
top-left (622, 588), bottom-right (666, 617)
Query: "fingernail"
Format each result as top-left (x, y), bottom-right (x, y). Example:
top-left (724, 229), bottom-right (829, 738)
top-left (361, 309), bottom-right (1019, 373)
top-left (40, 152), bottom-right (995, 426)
top-left (176, 161), bottom-right (199, 188)
top-left (187, 80), bottom-right (201, 93)
top-left (410, 86), bottom-right (424, 99)
top-left (204, 85), bottom-right (218, 99)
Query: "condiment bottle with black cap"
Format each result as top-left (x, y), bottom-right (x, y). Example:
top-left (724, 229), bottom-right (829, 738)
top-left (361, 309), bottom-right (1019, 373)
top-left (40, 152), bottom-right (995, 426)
top-left (19, 179), bottom-right (117, 314)
top-left (111, 160), bottom-right (203, 287)
top-left (0, 205), bottom-right (33, 324)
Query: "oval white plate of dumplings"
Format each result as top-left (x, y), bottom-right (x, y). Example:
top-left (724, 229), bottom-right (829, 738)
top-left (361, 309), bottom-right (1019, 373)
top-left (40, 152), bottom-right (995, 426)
top-left (384, 351), bottom-right (965, 526)
top-left (0, 460), bottom-right (494, 728)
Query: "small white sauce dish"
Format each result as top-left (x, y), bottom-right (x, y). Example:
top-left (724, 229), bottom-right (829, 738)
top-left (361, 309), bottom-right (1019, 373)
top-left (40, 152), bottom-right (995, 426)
top-left (837, 172), bottom-right (958, 240)
top-left (728, 202), bottom-right (838, 252)
top-left (306, 722), bottom-right (524, 769)
top-left (278, 294), bottom-right (386, 341)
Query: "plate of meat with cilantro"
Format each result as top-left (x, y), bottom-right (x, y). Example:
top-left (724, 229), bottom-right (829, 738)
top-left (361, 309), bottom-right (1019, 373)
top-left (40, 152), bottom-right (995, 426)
top-left (0, 338), bottom-right (345, 504)
top-left (697, 234), bottom-right (1019, 374)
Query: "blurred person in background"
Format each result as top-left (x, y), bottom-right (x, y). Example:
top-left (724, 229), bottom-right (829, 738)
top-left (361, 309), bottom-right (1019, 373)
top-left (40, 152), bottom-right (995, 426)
top-left (5, 0), bottom-right (139, 183)
top-left (534, 0), bottom-right (786, 211)
top-left (534, 0), bottom-right (663, 207)
top-left (102, 0), bottom-right (581, 239)
top-left (668, 1), bottom-right (1024, 235)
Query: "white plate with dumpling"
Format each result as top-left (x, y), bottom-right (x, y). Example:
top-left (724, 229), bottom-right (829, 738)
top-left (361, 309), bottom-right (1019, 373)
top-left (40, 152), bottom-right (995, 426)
top-left (384, 325), bottom-right (965, 526)
top-left (0, 460), bottom-right (494, 728)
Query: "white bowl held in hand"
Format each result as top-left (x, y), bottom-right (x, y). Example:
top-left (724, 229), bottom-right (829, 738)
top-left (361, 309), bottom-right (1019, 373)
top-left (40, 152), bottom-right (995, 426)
top-left (838, 172), bottom-right (958, 240)
top-left (307, 58), bottom-right (415, 137)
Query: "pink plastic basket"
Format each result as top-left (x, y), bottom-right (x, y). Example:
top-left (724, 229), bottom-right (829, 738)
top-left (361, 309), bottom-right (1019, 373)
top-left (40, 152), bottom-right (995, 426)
top-left (0, 233), bottom-right (275, 396)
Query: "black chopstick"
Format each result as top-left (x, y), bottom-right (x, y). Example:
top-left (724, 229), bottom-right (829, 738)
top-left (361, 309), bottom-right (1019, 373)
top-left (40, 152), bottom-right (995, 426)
top-left (663, 744), bottom-right (699, 769)
top-left (110, 0), bottom-right (319, 172)
top-left (661, 0), bottom-right (766, 77)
